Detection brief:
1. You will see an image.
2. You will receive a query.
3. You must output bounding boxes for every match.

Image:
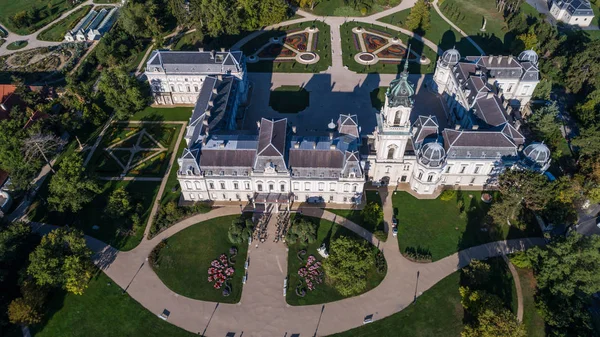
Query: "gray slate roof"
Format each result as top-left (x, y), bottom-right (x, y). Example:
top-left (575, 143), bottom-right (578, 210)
top-left (147, 50), bottom-right (243, 74)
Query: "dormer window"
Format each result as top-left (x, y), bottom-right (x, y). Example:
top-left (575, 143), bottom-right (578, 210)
top-left (496, 152), bottom-right (502, 159)
top-left (232, 171), bottom-right (237, 176)
top-left (481, 152), bottom-right (486, 158)
top-left (208, 171), bottom-right (213, 175)
top-left (466, 151), bottom-right (472, 158)
top-left (154, 67), bottom-right (160, 72)
top-left (219, 171), bottom-right (224, 176)
top-left (349, 172), bottom-right (355, 178)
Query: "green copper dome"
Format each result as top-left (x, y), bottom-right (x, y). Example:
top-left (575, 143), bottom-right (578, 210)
top-left (386, 47), bottom-right (415, 108)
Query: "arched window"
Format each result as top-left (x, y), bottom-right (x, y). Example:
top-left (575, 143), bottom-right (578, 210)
top-left (394, 111), bottom-right (402, 125)
top-left (387, 147), bottom-right (395, 159)
top-left (185, 181), bottom-right (192, 189)
top-left (194, 85), bottom-right (199, 92)
top-left (186, 85), bottom-right (190, 92)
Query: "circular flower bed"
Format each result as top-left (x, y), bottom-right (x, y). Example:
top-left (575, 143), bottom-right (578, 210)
top-left (300, 53), bottom-right (315, 61)
top-left (481, 193), bottom-right (493, 204)
top-left (359, 53), bottom-right (375, 61)
top-left (208, 254), bottom-right (235, 290)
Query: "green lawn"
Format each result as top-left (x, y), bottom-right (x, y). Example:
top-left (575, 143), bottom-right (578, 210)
top-left (152, 214), bottom-right (249, 303)
top-left (339, 22), bottom-right (438, 74)
top-left (439, 0), bottom-right (513, 54)
top-left (241, 21), bottom-right (332, 73)
top-left (160, 137), bottom-right (187, 206)
top-left (302, 0), bottom-right (401, 16)
top-left (378, 8), bottom-right (481, 55)
top-left (392, 191), bottom-right (541, 261)
top-left (30, 272), bottom-right (195, 337)
top-left (38, 5), bottom-right (91, 42)
top-left (6, 40), bottom-right (28, 50)
top-left (329, 272), bottom-right (464, 337)
top-left (327, 190), bottom-right (385, 236)
top-left (130, 106), bottom-right (193, 121)
top-left (286, 215), bottom-right (386, 306)
top-left (370, 86), bottom-right (388, 110)
top-left (269, 85), bottom-right (310, 113)
top-left (515, 266), bottom-right (546, 337)
top-left (28, 179), bottom-right (160, 251)
top-left (0, 0), bottom-right (75, 35)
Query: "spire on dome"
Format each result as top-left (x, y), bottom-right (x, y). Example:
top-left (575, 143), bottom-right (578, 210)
top-left (385, 44), bottom-right (415, 108)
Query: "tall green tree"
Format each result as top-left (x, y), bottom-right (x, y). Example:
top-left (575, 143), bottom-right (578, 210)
top-left (228, 217), bottom-right (254, 244)
top-left (48, 153), bottom-right (100, 213)
top-left (361, 202), bottom-right (383, 230)
top-left (106, 187), bottom-right (132, 219)
top-left (191, 0), bottom-right (242, 37)
top-left (120, 0), bottom-right (162, 39)
top-left (323, 236), bottom-right (374, 296)
top-left (285, 218), bottom-right (317, 244)
top-left (497, 170), bottom-right (552, 212)
top-left (27, 228), bottom-right (93, 295)
top-left (572, 126), bottom-right (600, 157)
top-left (405, 0), bottom-right (430, 32)
top-left (527, 102), bottom-right (562, 148)
top-left (98, 67), bottom-right (151, 120)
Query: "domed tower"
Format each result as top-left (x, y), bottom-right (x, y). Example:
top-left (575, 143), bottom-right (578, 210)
top-left (410, 141), bottom-right (447, 194)
top-left (433, 48), bottom-right (461, 95)
top-left (382, 48), bottom-right (414, 129)
top-left (518, 49), bottom-right (538, 66)
top-left (521, 142), bottom-right (551, 172)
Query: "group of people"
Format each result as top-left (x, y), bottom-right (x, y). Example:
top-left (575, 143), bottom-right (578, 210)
top-left (274, 211), bottom-right (290, 243)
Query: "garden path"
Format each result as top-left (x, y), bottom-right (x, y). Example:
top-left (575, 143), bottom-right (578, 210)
top-left (430, 0), bottom-right (486, 55)
top-left (502, 254), bottom-right (524, 322)
top-left (52, 189), bottom-right (545, 337)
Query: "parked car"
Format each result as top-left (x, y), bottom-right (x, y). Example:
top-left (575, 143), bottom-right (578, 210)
top-left (391, 216), bottom-right (398, 226)
top-left (392, 226), bottom-right (398, 237)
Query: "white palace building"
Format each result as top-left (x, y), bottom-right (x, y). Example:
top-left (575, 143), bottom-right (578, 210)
top-left (145, 48), bottom-right (551, 207)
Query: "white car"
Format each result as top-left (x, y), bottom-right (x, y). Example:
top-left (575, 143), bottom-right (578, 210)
top-left (392, 226), bottom-right (398, 237)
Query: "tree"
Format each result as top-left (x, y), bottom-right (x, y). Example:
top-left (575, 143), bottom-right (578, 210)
top-left (285, 218), bottom-right (317, 244)
top-left (98, 67), bottom-right (151, 120)
top-left (564, 39), bottom-right (600, 94)
top-left (191, 0), bottom-right (242, 37)
top-left (27, 228), bottom-right (93, 295)
top-left (571, 126), bottom-right (600, 157)
top-left (22, 133), bottom-right (67, 173)
top-left (121, 1), bottom-right (162, 39)
top-left (527, 102), bottom-right (562, 148)
top-left (7, 298), bottom-right (41, 325)
top-left (168, 0), bottom-right (192, 27)
top-left (323, 236), bottom-right (374, 296)
top-left (528, 233), bottom-right (600, 335)
top-left (462, 308), bottom-right (526, 337)
top-left (48, 153), bottom-right (100, 213)
top-left (361, 202), bottom-right (383, 230)
top-left (572, 88), bottom-right (600, 127)
top-left (258, 0), bottom-right (289, 27)
top-left (405, 0), bottom-right (430, 32)
top-left (106, 187), bottom-right (132, 218)
top-left (488, 196), bottom-right (522, 227)
top-left (228, 217), bottom-right (254, 244)
top-left (532, 78), bottom-right (552, 101)
top-left (497, 170), bottom-right (552, 212)
top-left (299, 0), bottom-right (321, 10)
top-left (516, 31), bottom-right (537, 50)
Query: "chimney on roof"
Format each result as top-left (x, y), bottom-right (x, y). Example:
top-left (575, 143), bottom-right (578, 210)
top-left (497, 56), bottom-right (502, 65)
top-left (506, 105), bottom-right (513, 115)
top-left (508, 55), bottom-right (514, 63)
top-left (205, 108), bottom-right (211, 116)
top-left (502, 99), bottom-right (509, 109)
top-left (472, 124), bottom-right (479, 130)
top-left (221, 48), bottom-right (225, 52)
top-left (486, 91), bottom-right (493, 99)
top-left (208, 100), bottom-right (214, 108)
top-left (219, 142), bottom-right (225, 148)
top-left (292, 125), bottom-right (297, 133)
top-left (199, 47), bottom-right (204, 52)
top-left (313, 142), bottom-right (317, 149)
top-left (210, 50), bottom-right (216, 59)
top-left (330, 144), bottom-right (336, 150)
top-left (489, 55), bottom-right (493, 63)
top-left (217, 75), bottom-right (223, 81)
top-left (256, 120), bottom-right (261, 129)
top-left (203, 119), bottom-right (208, 126)
top-left (455, 124), bottom-right (461, 130)
top-left (212, 88), bottom-right (218, 95)
top-left (329, 132), bottom-right (334, 140)
top-left (202, 136), bottom-right (207, 145)
top-left (294, 142), bottom-right (300, 149)
top-left (518, 144), bottom-right (524, 152)
top-left (514, 120), bottom-right (521, 130)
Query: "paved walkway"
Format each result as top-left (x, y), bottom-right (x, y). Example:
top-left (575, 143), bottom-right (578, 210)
top-left (431, 0), bottom-right (485, 55)
top-left (61, 187), bottom-right (544, 336)
top-left (0, 1), bottom-right (119, 56)
top-left (502, 254), bottom-right (524, 322)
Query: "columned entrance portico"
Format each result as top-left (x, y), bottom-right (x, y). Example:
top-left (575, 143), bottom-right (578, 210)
top-left (252, 192), bottom-right (293, 213)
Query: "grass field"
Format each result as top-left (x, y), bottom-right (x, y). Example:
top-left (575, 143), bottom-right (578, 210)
top-left (439, 0), bottom-right (512, 54)
top-left (152, 215), bottom-right (249, 303)
top-left (0, 0), bottom-right (75, 35)
top-left (269, 85), bottom-right (310, 113)
top-left (6, 40), bottom-right (28, 50)
top-left (378, 8), bottom-right (482, 55)
top-left (38, 5), bottom-right (92, 42)
top-left (340, 22), bottom-right (438, 74)
top-left (515, 266), bottom-right (546, 337)
top-left (286, 215), bottom-right (386, 306)
top-left (241, 21), bottom-right (332, 73)
top-left (28, 179), bottom-right (160, 251)
top-left (392, 191), bottom-right (541, 261)
top-left (160, 138), bottom-right (187, 206)
top-left (327, 190), bottom-right (385, 236)
top-left (130, 106), bottom-right (193, 121)
top-left (30, 272), bottom-right (195, 337)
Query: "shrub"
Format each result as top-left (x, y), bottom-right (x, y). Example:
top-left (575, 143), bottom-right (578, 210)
top-left (228, 218), bottom-right (254, 244)
top-left (404, 246), bottom-right (432, 262)
top-left (149, 240), bottom-right (167, 268)
top-left (375, 251), bottom-right (387, 274)
top-left (440, 189), bottom-right (457, 201)
top-left (373, 230), bottom-right (387, 241)
top-left (150, 201), bottom-right (212, 237)
top-left (510, 251), bottom-right (532, 269)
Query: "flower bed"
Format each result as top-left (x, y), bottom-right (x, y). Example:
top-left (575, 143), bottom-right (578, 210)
top-left (297, 255), bottom-right (323, 292)
top-left (352, 33), bottom-right (361, 51)
top-left (258, 44), bottom-right (296, 58)
top-left (363, 33), bottom-right (388, 53)
top-left (285, 33), bottom-right (309, 51)
top-left (208, 253), bottom-right (236, 293)
top-left (370, 28), bottom-right (393, 37)
top-left (359, 53), bottom-right (375, 62)
top-left (376, 45), bottom-right (407, 59)
top-left (311, 32), bottom-right (319, 51)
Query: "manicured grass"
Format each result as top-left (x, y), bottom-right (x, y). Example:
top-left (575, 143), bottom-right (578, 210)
top-left (242, 21), bottom-right (332, 73)
top-left (160, 133), bottom-right (189, 206)
top-left (378, 8), bottom-right (481, 55)
top-left (269, 85), bottom-right (310, 113)
top-left (392, 191), bottom-right (541, 261)
top-left (38, 5), bottom-right (92, 42)
top-left (0, 0), bottom-right (75, 35)
top-left (370, 86), bottom-right (388, 110)
top-left (303, 0), bottom-right (401, 16)
top-left (152, 215), bottom-right (249, 303)
top-left (515, 266), bottom-right (546, 337)
top-left (330, 272), bottom-right (464, 337)
top-left (340, 22), bottom-right (437, 74)
top-left (130, 106), bottom-right (193, 121)
top-left (28, 180), bottom-right (160, 251)
top-left (439, 0), bottom-right (513, 54)
top-left (6, 40), bottom-right (28, 50)
top-left (327, 190), bottom-right (385, 236)
top-left (286, 215), bottom-right (386, 306)
top-left (30, 272), bottom-right (195, 337)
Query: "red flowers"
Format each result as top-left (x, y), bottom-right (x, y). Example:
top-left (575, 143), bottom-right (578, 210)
top-left (208, 254), bottom-right (234, 290)
top-left (298, 255), bottom-right (323, 291)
